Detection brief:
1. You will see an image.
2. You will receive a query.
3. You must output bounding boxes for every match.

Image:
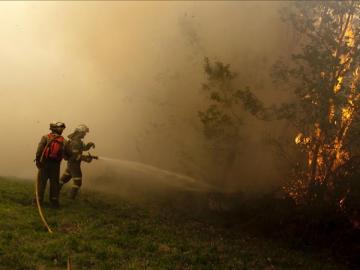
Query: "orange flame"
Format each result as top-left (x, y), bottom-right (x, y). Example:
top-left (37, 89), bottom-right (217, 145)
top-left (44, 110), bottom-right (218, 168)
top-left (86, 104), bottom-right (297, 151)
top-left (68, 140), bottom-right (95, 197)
top-left (290, 15), bottom-right (359, 202)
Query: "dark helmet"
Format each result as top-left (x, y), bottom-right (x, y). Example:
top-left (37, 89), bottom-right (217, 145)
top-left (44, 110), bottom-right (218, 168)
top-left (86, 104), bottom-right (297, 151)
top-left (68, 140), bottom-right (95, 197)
top-left (50, 121), bottom-right (66, 131)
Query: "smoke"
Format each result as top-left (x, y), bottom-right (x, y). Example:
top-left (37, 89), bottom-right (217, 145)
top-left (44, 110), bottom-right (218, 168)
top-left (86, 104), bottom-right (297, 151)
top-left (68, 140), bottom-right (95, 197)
top-left (0, 1), bottom-right (294, 194)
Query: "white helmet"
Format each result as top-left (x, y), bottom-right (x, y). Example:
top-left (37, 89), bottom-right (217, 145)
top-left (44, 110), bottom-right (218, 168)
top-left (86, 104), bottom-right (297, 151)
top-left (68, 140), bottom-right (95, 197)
top-left (75, 124), bottom-right (89, 133)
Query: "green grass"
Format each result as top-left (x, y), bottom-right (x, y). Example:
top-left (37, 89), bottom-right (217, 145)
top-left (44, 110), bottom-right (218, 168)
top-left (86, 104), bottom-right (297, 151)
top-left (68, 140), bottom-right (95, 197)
top-left (0, 177), bottom-right (347, 270)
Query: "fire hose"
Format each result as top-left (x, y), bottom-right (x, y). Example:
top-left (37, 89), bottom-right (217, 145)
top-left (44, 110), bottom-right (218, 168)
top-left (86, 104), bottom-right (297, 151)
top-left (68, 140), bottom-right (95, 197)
top-left (35, 138), bottom-right (55, 234)
top-left (35, 169), bottom-right (53, 233)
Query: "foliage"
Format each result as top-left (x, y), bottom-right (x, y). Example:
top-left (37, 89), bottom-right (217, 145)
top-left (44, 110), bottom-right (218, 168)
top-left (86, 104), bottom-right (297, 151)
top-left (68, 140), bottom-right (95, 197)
top-left (198, 58), bottom-right (242, 184)
top-left (198, 57), bottom-right (296, 184)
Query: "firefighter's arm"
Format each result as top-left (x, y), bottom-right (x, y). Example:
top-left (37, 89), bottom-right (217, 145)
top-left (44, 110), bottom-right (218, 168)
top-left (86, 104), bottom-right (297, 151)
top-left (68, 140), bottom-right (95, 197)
top-left (35, 136), bottom-right (47, 161)
top-left (83, 142), bottom-right (95, 151)
top-left (62, 140), bottom-right (70, 161)
top-left (80, 154), bottom-right (93, 163)
top-left (35, 136), bottom-right (47, 168)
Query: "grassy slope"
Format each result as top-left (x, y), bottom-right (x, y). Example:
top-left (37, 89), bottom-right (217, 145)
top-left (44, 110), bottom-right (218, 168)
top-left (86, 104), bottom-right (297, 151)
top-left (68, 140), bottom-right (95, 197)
top-left (0, 177), bottom-right (347, 270)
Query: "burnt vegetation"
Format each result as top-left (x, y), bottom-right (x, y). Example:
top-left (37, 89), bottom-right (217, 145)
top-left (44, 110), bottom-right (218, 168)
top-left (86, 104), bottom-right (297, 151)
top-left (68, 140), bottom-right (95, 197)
top-left (198, 1), bottom-right (360, 267)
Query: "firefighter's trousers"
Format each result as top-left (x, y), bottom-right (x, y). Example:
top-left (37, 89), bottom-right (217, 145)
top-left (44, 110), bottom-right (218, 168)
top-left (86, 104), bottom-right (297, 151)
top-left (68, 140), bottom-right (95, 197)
top-left (60, 161), bottom-right (82, 199)
top-left (37, 161), bottom-right (61, 204)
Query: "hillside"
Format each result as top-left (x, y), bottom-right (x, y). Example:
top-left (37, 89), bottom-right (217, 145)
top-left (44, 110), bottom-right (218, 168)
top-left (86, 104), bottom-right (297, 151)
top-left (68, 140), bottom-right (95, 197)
top-left (0, 177), bottom-right (347, 270)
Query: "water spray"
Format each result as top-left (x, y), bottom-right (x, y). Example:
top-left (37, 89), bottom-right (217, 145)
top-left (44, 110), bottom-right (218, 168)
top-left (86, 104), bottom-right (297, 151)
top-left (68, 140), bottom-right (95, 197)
top-left (94, 156), bottom-right (218, 192)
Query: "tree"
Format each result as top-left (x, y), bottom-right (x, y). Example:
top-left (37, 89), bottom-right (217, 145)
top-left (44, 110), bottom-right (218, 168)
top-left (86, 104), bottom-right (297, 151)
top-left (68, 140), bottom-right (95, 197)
top-left (273, 1), bottom-right (360, 208)
top-left (199, 1), bottom-right (360, 216)
top-left (198, 58), bottom-right (242, 185)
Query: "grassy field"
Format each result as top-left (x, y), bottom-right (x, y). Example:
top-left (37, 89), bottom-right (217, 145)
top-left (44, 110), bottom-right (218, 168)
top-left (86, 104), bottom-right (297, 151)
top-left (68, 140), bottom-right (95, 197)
top-left (0, 177), bottom-right (348, 270)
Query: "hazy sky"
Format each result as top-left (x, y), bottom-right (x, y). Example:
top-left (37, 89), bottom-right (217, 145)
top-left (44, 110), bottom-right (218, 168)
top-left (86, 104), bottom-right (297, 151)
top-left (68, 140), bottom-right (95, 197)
top-left (0, 1), bottom-right (293, 191)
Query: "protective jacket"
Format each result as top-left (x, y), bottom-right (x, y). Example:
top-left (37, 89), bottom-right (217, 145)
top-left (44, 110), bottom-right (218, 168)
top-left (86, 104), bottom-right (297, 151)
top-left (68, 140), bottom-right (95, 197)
top-left (63, 137), bottom-right (93, 163)
top-left (60, 136), bottom-right (94, 199)
top-left (35, 132), bottom-right (65, 206)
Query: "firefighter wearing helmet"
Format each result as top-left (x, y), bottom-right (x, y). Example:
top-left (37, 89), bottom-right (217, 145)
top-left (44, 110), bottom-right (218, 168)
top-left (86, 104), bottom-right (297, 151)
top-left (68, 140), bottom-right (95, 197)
top-left (59, 124), bottom-right (96, 199)
top-left (35, 122), bottom-right (66, 208)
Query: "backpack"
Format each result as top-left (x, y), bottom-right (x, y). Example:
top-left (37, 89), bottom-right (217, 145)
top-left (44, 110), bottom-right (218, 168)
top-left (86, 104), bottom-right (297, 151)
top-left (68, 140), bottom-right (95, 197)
top-left (42, 133), bottom-right (65, 161)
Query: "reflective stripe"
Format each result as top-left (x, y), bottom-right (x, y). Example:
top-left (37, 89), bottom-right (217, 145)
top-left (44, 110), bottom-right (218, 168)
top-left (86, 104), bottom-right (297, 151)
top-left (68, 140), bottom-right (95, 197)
top-left (63, 171), bottom-right (70, 176)
top-left (72, 177), bottom-right (82, 188)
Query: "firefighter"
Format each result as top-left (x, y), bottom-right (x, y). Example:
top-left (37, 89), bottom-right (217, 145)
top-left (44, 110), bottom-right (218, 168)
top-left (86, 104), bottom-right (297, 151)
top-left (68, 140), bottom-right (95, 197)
top-left (59, 124), bottom-right (96, 199)
top-left (35, 122), bottom-right (66, 208)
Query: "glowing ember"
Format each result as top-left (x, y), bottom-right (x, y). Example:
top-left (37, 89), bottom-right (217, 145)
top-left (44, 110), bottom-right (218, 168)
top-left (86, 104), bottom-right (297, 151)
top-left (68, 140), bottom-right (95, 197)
top-left (341, 106), bottom-right (352, 122)
top-left (333, 76), bottom-right (343, 93)
top-left (295, 133), bottom-right (302, 145)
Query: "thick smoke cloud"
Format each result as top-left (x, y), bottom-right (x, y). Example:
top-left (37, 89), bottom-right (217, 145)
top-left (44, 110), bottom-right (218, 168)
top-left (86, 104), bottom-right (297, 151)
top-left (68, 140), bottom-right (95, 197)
top-left (0, 1), bottom-right (294, 193)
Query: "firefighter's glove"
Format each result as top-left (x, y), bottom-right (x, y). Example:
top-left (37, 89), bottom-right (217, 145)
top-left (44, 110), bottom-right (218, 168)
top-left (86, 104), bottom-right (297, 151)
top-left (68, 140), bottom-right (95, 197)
top-left (82, 155), bottom-right (93, 163)
top-left (86, 142), bottom-right (95, 149)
